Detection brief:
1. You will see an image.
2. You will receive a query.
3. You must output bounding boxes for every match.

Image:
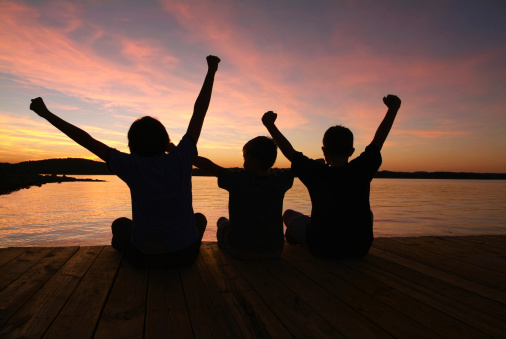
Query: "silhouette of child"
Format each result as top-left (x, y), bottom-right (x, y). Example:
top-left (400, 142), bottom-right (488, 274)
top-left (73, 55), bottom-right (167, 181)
top-left (30, 55), bottom-right (220, 267)
top-left (194, 136), bottom-right (294, 259)
top-left (262, 95), bottom-right (401, 258)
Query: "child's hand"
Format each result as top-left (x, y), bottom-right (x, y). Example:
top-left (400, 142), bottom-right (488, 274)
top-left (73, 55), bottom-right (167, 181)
top-left (206, 55), bottom-right (220, 72)
top-left (262, 111), bottom-right (277, 126)
top-left (30, 97), bottom-right (49, 116)
top-left (383, 95), bottom-right (401, 110)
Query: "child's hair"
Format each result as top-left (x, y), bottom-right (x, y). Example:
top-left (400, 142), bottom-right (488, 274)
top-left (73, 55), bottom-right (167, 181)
top-left (243, 136), bottom-right (277, 170)
top-left (323, 125), bottom-right (354, 157)
top-left (128, 116), bottom-right (169, 157)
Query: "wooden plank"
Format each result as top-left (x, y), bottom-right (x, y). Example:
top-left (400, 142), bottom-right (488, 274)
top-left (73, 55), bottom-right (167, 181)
top-left (265, 254), bottom-right (393, 338)
top-left (369, 246), bottom-right (506, 305)
top-left (0, 246), bottom-right (99, 338)
top-left (480, 235), bottom-right (506, 250)
top-left (434, 236), bottom-right (506, 257)
top-left (282, 245), bottom-right (440, 338)
top-left (145, 268), bottom-right (193, 339)
top-left (0, 247), bottom-right (76, 329)
top-left (199, 245), bottom-right (260, 339)
top-left (0, 247), bottom-right (54, 291)
top-left (179, 250), bottom-right (244, 338)
top-left (94, 258), bottom-right (148, 339)
top-left (372, 237), bottom-right (506, 291)
top-left (230, 254), bottom-right (347, 338)
top-left (0, 248), bottom-right (26, 268)
top-left (358, 252), bottom-right (503, 337)
top-left (204, 244), bottom-right (292, 338)
top-left (199, 245), bottom-right (256, 339)
top-left (409, 236), bottom-right (506, 274)
top-left (194, 246), bottom-right (247, 338)
top-left (43, 246), bottom-right (122, 338)
top-left (393, 236), bottom-right (506, 281)
top-left (0, 238), bottom-right (503, 338)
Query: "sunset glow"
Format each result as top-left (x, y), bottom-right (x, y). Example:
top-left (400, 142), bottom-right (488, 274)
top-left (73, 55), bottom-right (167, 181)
top-left (1, 0), bottom-right (505, 172)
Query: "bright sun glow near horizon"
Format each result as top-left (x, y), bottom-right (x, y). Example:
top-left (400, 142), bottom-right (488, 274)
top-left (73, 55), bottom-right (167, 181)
top-left (1, 0), bottom-right (505, 173)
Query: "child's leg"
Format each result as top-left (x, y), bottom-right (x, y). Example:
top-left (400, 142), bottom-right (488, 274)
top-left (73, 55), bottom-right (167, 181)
top-left (216, 217), bottom-right (241, 258)
top-left (111, 217), bottom-right (132, 251)
top-left (195, 212), bottom-right (207, 239)
top-left (216, 217), bottom-right (230, 248)
top-left (283, 209), bottom-right (310, 245)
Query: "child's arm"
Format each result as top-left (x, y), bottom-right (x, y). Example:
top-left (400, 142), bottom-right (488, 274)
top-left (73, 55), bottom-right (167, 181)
top-left (262, 111), bottom-right (297, 162)
top-left (371, 95), bottom-right (401, 150)
top-left (194, 156), bottom-right (223, 176)
top-left (30, 97), bottom-right (110, 161)
top-left (186, 55), bottom-right (220, 144)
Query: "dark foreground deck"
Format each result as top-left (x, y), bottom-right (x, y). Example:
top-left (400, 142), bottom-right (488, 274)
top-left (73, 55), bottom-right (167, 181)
top-left (0, 236), bottom-right (505, 338)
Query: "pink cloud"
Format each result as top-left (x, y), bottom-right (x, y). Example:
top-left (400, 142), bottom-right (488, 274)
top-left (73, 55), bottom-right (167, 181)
top-left (2, 1), bottom-right (505, 171)
top-left (393, 129), bottom-right (469, 139)
top-left (0, 2), bottom-right (193, 112)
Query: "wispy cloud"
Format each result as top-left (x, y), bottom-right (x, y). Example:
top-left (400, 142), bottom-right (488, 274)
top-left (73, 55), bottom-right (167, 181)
top-left (1, 0), bottom-right (505, 171)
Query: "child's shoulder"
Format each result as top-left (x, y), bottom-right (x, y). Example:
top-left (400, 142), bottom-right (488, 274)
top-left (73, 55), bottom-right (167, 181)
top-left (349, 144), bottom-right (382, 168)
top-left (267, 169), bottom-right (294, 188)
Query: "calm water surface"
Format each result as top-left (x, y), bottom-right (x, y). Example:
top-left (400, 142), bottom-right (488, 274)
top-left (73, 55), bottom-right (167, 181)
top-left (1, 176), bottom-right (505, 247)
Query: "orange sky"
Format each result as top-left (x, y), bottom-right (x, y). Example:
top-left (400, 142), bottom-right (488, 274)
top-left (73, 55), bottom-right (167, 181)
top-left (1, 0), bottom-right (506, 172)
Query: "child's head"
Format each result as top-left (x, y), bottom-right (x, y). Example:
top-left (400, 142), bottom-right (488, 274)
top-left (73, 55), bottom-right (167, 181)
top-left (242, 136), bottom-right (277, 171)
top-left (128, 116), bottom-right (169, 157)
top-left (322, 125), bottom-right (355, 158)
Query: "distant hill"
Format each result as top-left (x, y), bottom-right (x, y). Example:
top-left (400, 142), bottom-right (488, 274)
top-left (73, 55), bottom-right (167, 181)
top-left (1, 158), bottom-right (505, 179)
top-left (0, 158), bottom-right (110, 175)
top-left (0, 159), bottom-right (222, 176)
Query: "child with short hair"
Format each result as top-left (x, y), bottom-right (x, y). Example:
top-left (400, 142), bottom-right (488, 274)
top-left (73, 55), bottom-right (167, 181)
top-left (30, 55), bottom-right (220, 267)
top-left (262, 95), bottom-right (401, 258)
top-left (194, 136), bottom-right (294, 259)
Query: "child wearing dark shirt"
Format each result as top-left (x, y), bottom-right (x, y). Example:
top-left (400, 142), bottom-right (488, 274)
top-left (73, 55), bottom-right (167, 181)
top-left (262, 95), bottom-right (401, 258)
top-left (30, 55), bottom-right (220, 267)
top-left (194, 136), bottom-right (294, 259)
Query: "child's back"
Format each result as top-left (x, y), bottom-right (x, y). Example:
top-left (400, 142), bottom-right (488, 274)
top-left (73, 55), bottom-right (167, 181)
top-left (262, 95), bottom-right (401, 259)
top-left (30, 55), bottom-right (220, 267)
top-left (290, 143), bottom-right (381, 258)
top-left (218, 168), bottom-right (293, 255)
top-left (108, 132), bottom-right (198, 254)
top-left (194, 136), bottom-right (294, 258)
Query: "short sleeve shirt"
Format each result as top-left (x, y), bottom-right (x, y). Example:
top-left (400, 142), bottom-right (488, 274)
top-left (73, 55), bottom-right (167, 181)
top-left (218, 169), bottom-right (294, 252)
top-left (292, 144), bottom-right (382, 257)
top-left (107, 135), bottom-right (199, 254)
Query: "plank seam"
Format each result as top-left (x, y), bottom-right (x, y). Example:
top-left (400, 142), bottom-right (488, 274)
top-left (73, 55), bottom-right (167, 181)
top-left (281, 252), bottom-right (438, 338)
top-left (90, 248), bottom-right (125, 339)
top-left (179, 267), bottom-right (196, 338)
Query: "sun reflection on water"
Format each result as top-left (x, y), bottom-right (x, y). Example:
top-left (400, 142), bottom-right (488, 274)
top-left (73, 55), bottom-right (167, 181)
top-left (0, 176), bottom-right (505, 247)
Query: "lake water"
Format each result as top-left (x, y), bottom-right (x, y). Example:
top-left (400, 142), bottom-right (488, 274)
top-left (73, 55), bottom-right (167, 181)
top-left (1, 176), bottom-right (505, 247)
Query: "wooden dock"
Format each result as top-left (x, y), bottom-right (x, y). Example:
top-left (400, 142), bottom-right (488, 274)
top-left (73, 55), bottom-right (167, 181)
top-left (0, 236), bottom-right (505, 338)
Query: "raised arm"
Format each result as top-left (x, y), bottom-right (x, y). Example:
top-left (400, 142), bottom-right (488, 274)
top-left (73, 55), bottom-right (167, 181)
top-left (194, 156), bottom-right (223, 177)
top-left (262, 111), bottom-right (297, 162)
top-left (186, 55), bottom-right (220, 144)
top-left (371, 95), bottom-right (401, 150)
top-left (30, 97), bottom-right (109, 161)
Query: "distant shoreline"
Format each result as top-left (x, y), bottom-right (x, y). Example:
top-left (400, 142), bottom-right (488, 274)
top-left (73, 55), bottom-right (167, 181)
top-left (193, 168), bottom-right (506, 180)
top-left (1, 171), bottom-right (505, 197)
top-left (0, 174), bottom-right (105, 196)
top-left (1, 158), bottom-right (505, 196)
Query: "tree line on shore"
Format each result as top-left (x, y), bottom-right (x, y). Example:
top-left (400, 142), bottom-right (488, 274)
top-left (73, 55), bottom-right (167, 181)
top-left (1, 158), bottom-right (505, 183)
